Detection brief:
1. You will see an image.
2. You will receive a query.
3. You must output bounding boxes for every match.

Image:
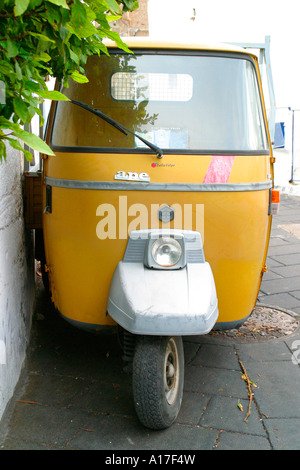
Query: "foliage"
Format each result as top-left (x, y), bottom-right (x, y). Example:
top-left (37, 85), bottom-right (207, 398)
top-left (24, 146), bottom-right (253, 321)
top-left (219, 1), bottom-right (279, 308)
top-left (0, 0), bottom-right (138, 161)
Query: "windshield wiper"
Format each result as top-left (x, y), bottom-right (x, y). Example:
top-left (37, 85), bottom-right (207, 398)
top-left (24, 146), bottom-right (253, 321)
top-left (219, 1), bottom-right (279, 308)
top-left (70, 99), bottom-right (163, 159)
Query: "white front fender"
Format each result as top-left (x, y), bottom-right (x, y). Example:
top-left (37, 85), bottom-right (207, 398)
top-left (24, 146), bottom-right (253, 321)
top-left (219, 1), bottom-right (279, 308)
top-left (107, 260), bottom-right (218, 336)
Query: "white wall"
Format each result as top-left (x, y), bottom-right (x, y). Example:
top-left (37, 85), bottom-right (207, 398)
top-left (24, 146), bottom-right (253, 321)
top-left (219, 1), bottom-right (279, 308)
top-left (149, 0), bottom-right (300, 107)
top-left (0, 145), bottom-right (35, 420)
top-left (148, 0), bottom-right (300, 192)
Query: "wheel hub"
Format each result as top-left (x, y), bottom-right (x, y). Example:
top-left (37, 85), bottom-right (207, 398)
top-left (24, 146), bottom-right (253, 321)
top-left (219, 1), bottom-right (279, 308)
top-left (164, 338), bottom-right (180, 405)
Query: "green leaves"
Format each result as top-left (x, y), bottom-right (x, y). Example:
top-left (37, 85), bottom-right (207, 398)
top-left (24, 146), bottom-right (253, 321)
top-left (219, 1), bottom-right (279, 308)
top-left (0, 116), bottom-right (55, 161)
top-left (122, 0), bottom-right (139, 12)
top-left (13, 97), bottom-right (28, 122)
top-left (36, 90), bottom-right (70, 100)
top-left (13, 129), bottom-right (55, 156)
top-left (71, 0), bottom-right (87, 27)
top-left (6, 40), bottom-right (19, 58)
top-left (28, 32), bottom-right (55, 43)
top-left (70, 70), bottom-right (89, 83)
top-left (46, 0), bottom-right (70, 9)
top-left (0, 0), bottom-right (139, 162)
top-left (104, 0), bottom-right (122, 15)
top-left (14, 0), bottom-right (30, 16)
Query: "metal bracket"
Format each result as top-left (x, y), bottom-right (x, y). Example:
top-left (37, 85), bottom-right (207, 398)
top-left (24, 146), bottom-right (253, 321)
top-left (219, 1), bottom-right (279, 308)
top-left (229, 36), bottom-right (276, 145)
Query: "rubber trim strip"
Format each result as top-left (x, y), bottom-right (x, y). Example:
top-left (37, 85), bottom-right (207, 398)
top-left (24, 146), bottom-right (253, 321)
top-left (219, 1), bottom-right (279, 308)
top-left (44, 176), bottom-right (272, 192)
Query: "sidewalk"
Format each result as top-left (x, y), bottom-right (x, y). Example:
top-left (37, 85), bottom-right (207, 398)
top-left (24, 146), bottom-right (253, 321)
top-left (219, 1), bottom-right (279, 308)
top-left (0, 194), bottom-right (300, 451)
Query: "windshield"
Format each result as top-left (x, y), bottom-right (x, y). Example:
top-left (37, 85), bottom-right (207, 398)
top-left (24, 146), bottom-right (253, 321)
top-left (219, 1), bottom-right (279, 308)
top-left (51, 51), bottom-right (269, 154)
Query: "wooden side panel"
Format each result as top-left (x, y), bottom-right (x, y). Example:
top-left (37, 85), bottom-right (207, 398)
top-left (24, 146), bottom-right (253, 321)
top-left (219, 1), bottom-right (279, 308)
top-left (24, 173), bottom-right (43, 229)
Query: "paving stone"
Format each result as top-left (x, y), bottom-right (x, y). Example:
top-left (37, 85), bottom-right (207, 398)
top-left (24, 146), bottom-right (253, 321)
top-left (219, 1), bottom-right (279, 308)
top-left (267, 243), bottom-right (300, 256)
top-left (265, 418), bottom-right (300, 450)
top-left (4, 403), bottom-right (85, 447)
top-left (188, 343), bottom-right (240, 370)
top-left (271, 253), bottom-right (300, 266)
top-left (259, 276), bottom-right (300, 295)
top-left (215, 431), bottom-right (272, 450)
top-left (183, 335), bottom-right (224, 346)
top-left (268, 238), bottom-right (290, 247)
top-left (265, 257), bottom-right (285, 268)
top-left (235, 341), bottom-right (293, 363)
top-left (184, 366), bottom-right (249, 399)
top-left (261, 270), bottom-right (282, 281)
top-left (177, 392), bottom-right (209, 425)
top-left (0, 437), bottom-right (61, 450)
top-left (272, 264), bottom-right (300, 278)
top-left (18, 373), bottom-right (88, 408)
top-left (183, 341), bottom-right (201, 365)
top-left (239, 361), bottom-right (300, 419)
top-left (69, 380), bottom-right (136, 417)
top-left (65, 412), bottom-right (219, 450)
top-left (270, 228), bottom-right (292, 237)
top-left (284, 334), bottom-right (300, 365)
top-left (257, 292), bottom-right (300, 310)
top-left (291, 291), bottom-right (300, 301)
top-left (199, 396), bottom-right (266, 436)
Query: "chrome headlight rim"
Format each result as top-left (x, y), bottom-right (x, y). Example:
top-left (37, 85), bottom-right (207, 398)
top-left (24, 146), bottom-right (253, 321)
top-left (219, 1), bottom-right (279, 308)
top-left (151, 236), bottom-right (183, 268)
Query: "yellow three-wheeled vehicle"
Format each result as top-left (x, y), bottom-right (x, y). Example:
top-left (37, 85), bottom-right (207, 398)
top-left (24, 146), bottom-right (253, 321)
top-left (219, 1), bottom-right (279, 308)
top-left (31, 38), bottom-right (278, 429)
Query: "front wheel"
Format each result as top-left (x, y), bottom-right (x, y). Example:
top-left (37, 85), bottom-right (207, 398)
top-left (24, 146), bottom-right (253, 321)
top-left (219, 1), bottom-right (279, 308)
top-left (132, 335), bottom-right (184, 430)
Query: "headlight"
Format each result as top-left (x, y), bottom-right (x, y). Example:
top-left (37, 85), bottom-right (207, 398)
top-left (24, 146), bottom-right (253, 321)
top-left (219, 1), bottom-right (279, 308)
top-left (151, 237), bottom-right (182, 267)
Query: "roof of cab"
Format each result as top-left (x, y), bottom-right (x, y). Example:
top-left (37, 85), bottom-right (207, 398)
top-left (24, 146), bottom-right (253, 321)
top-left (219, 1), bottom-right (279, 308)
top-left (104, 36), bottom-right (252, 56)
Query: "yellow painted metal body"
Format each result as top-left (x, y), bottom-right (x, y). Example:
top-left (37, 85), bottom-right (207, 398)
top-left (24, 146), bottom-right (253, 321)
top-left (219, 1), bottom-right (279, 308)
top-left (43, 38), bottom-right (274, 329)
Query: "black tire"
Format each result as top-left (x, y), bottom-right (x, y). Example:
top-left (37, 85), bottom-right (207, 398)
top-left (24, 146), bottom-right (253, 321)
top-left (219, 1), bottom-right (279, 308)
top-left (132, 335), bottom-right (184, 430)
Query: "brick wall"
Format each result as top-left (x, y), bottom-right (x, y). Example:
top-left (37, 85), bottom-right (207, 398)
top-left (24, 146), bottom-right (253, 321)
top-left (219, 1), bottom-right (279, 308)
top-left (111, 0), bottom-right (149, 37)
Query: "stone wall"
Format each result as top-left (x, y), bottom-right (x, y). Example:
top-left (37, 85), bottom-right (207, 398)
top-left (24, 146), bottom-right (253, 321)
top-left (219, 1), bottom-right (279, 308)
top-left (111, 0), bottom-right (149, 37)
top-left (0, 145), bottom-right (35, 420)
